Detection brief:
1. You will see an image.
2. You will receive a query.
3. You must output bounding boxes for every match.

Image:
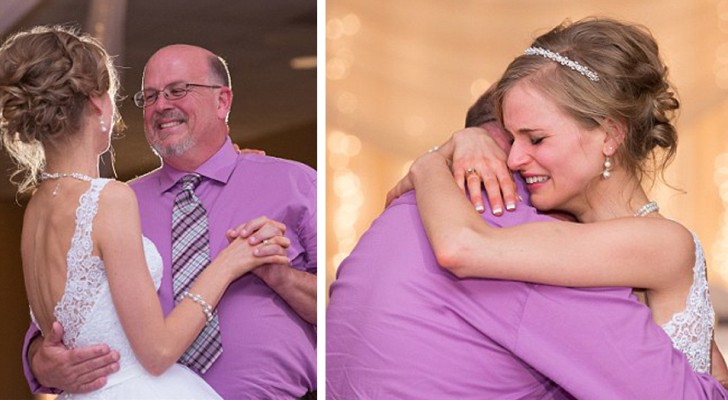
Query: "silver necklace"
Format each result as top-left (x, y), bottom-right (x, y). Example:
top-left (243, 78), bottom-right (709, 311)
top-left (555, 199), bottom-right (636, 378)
top-left (40, 172), bottom-right (95, 196)
top-left (634, 200), bottom-right (659, 217)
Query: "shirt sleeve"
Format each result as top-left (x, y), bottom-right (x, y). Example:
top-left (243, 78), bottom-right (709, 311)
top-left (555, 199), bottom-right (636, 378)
top-left (22, 323), bottom-right (61, 394)
top-left (296, 172), bottom-right (317, 275)
top-left (512, 285), bottom-right (727, 399)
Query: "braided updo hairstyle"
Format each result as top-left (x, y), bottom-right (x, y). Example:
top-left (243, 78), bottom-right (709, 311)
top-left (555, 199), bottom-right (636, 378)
top-left (0, 25), bottom-right (120, 194)
top-left (493, 17), bottom-right (680, 184)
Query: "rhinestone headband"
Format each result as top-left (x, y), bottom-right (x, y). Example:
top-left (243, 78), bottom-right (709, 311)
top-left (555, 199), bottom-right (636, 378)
top-left (524, 47), bottom-right (600, 82)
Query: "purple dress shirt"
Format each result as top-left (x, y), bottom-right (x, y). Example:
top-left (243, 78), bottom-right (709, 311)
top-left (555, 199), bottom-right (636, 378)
top-left (24, 138), bottom-right (317, 399)
top-left (326, 178), bottom-right (727, 399)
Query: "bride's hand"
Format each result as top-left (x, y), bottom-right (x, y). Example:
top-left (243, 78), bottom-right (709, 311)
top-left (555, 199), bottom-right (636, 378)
top-left (226, 216), bottom-right (287, 248)
top-left (216, 234), bottom-right (290, 280)
top-left (450, 126), bottom-right (517, 215)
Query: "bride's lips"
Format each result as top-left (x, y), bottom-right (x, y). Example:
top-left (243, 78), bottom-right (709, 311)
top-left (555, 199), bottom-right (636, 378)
top-left (522, 174), bottom-right (550, 190)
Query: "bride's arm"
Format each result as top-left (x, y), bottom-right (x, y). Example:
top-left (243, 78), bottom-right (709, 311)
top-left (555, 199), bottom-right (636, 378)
top-left (712, 340), bottom-right (728, 389)
top-left (96, 181), bottom-right (289, 375)
top-left (410, 151), bottom-right (693, 290)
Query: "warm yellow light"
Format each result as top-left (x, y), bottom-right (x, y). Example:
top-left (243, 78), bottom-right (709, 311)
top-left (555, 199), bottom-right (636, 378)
top-left (333, 221), bottom-right (356, 240)
top-left (342, 14), bottom-right (361, 36)
top-left (328, 130), bottom-right (347, 153)
top-left (334, 48), bottom-right (355, 66)
top-left (401, 160), bottom-right (413, 177)
top-left (327, 57), bottom-right (349, 80)
top-left (343, 135), bottom-right (362, 157)
top-left (327, 18), bottom-right (344, 40)
top-left (290, 56), bottom-right (317, 70)
top-left (333, 253), bottom-right (348, 269)
top-left (336, 91), bottom-right (358, 114)
top-left (334, 171), bottom-right (361, 198)
top-left (470, 78), bottom-right (491, 99)
top-left (329, 131), bottom-right (362, 156)
top-left (328, 152), bottom-right (350, 170)
top-left (405, 116), bottom-right (426, 137)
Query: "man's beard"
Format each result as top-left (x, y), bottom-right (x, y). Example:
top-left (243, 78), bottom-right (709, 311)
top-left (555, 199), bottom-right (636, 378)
top-left (150, 134), bottom-right (196, 158)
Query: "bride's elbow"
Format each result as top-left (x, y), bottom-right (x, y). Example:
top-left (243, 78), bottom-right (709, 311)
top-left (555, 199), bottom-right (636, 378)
top-left (138, 348), bottom-right (175, 376)
top-left (432, 231), bottom-right (473, 278)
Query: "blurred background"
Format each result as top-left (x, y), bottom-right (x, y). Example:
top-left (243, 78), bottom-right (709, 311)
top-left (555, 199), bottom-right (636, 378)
top-left (0, 0), bottom-right (316, 397)
top-left (325, 0), bottom-right (728, 361)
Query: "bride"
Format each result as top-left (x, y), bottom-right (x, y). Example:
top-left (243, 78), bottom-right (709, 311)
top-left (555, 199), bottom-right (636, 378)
top-left (0, 26), bottom-right (289, 398)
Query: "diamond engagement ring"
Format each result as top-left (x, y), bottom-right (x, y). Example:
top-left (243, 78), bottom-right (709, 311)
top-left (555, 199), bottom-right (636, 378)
top-left (465, 167), bottom-right (478, 177)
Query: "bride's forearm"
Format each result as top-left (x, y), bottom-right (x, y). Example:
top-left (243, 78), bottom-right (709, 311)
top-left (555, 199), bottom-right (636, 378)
top-left (411, 152), bottom-right (487, 274)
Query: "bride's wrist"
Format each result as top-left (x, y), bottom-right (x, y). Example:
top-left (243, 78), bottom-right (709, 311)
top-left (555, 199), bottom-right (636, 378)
top-left (411, 151), bottom-right (448, 181)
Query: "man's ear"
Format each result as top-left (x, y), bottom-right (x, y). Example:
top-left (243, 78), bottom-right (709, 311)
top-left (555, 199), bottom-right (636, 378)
top-left (216, 87), bottom-right (233, 121)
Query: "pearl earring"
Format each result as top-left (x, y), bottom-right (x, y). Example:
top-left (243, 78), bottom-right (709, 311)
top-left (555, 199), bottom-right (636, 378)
top-left (602, 156), bottom-right (613, 179)
top-left (100, 118), bottom-right (108, 133)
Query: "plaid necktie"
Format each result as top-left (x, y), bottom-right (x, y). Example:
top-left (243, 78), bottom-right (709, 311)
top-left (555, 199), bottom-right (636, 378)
top-left (171, 174), bottom-right (222, 373)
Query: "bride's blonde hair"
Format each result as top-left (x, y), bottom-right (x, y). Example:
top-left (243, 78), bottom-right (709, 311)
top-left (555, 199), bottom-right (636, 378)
top-left (0, 25), bottom-right (121, 194)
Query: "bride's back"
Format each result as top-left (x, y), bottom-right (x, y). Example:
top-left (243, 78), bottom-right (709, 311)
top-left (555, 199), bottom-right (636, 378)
top-left (21, 180), bottom-right (99, 336)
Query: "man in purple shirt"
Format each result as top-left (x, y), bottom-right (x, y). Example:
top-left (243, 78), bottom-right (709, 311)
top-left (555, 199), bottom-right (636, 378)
top-left (326, 95), bottom-right (727, 398)
top-left (23, 45), bottom-right (317, 399)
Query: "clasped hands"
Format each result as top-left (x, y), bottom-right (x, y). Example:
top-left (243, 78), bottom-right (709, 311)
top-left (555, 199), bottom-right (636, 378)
top-left (222, 216), bottom-right (292, 280)
top-left (386, 126), bottom-right (518, 215)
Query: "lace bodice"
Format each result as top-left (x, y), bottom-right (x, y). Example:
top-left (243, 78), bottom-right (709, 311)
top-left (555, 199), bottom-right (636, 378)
top-left (32, 178), bottom-right (164, 373)
top-left (661, 232), bottom-right (715, 374)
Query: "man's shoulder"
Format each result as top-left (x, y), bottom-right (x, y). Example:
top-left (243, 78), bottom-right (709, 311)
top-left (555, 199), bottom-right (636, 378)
top-left (387, 191), bottom-right (417, 207)
top-left (231, 154), bottom-right (316, 197)
top-left (236, 154), bottom-right (316, 178)
top-left (127, 168), bottom-right (163, 193)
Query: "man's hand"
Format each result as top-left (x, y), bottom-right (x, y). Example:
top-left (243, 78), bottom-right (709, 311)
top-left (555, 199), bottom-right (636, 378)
top-left (30, 321), bottom-right (120, 393)
top-left (385, 174), bottom-right (414, 209)
top-left (252, 263), bottom-right (317, 324)
top-left (227, 217), bottom-right (316, 324)
top-left (233, 143), bottom-right (266, 156)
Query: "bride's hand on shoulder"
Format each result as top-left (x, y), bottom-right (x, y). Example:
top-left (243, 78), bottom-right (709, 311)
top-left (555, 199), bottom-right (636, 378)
top-left (450, 126), bottom-right (517, 215)
top-left (385, 125), bottom-right (517, 214)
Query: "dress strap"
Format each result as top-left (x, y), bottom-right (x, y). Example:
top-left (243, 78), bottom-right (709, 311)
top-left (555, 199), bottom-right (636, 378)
top-left (71, 179), bottom-right (111, 249)
top-left (53, 178), bottom-right (112, 348)
top-left (660, 230), bottom-right (715, 373)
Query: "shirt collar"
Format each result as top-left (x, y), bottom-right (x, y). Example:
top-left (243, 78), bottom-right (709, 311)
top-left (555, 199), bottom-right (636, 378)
top-left (158, 136), bottom-right (237, 193)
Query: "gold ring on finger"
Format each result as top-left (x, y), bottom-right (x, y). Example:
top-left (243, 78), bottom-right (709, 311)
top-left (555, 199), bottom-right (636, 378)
top-left (465, 167), bottom-right (478, 177)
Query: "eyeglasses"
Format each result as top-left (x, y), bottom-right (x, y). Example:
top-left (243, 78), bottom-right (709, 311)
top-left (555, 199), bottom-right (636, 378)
top-left (133, 82), bottom-right (223, 108)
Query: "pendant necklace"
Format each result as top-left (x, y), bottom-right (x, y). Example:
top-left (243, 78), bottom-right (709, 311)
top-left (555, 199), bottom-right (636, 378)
top-left (40, 172), bottom-right (95, 196)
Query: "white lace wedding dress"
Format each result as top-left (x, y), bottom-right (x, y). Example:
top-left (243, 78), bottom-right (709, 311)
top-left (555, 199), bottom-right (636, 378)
top-left (660, 231), bottom-right (715, 374)
top-left (31, 179), bottom-right (221, 399)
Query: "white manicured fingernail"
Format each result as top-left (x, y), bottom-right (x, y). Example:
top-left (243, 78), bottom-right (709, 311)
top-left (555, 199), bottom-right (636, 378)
top-left (492, 206), bottom-right (503, 215)
top-left (475, 204), bottom-right (485, 213)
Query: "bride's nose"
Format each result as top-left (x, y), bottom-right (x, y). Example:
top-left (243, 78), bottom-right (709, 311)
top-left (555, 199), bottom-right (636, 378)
top-left (507, 139), bottom-right (530, 170)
